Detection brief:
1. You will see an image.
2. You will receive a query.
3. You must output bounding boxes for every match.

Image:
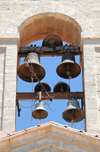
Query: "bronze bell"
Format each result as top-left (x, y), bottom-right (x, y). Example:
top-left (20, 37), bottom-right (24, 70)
top-left (62, 98), bottom-right (84, 122)
top-left (56, 52), bottom-right (81, 79)
top-left (32, 102), bottom-right (48, 119)
top-left (42, 34), bottom-right (62, 47)
top-left (53, 82), bottom-right (70, 92)
top-left (17, 52), bottom-right (45, 82)
top-left (34, 82), bottom-right (51, 92)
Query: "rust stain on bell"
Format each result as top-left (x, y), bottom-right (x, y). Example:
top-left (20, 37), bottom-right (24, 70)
top-left (42, 34), bottom-right (62, 47)
top-left (17, 52), bottom-right (45, 82)
top-left (57, 52), bottom-right (81, 79)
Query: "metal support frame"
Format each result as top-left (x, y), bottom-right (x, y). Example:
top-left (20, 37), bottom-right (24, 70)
top-left (17, 44), bottom-right (84, 117)
top-left (16, 92), bottom-right (84, 100)
top-left (18, 45), bottom-right (81, 57)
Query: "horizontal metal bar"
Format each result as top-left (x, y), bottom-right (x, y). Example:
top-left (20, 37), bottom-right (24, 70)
top-left (19, 45), bottom-right (81, 57)
top-left (16, 92), bottom-right (84, 100)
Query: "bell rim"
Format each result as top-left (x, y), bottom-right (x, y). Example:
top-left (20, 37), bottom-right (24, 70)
top-left (62, 108), bottom-right (85, 122)
top-left (34, 82), bottom-right (51, 92)
top-left (56, 62), bottom-right (81, 79)
top-left (17, 63), bottom-right (45, 82)
top-left (32, 109), bottom-right (48, 119)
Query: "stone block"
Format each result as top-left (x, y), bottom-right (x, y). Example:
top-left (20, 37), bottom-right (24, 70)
top-left (86, 119), bottom-right (98, 130)
top-left (0, 66), bottom-right (4, 74)
top-left (0, 3), bottom-right (10, 11)
top-left (85, 90), bottom-right (97, 103)
top-left (84, 81), bottom-right (96, 89)
top-left (0, 57), bottom-right (5, 66)
top-left (85, 109), bottom-right (98, 120)
top-left (5, 81), bottom-right (16, 91)
top-left (0, 74), bottom-right (4, 82)
top-left (5, 56), bottom-right (17, 65)
top-left (95, 49), bottom-right (100, 57)
top-left (5, 73), bottom-right (16, 82)
top-left (3, 108), bottom-right (15, 119)
top-left (4, 90), bottom-right (16, 99)
top-left (6, 47), bottom-right (17, 57)
top-left (5, 64), bottom-right (17, 74)
top-left (7, 24), bottom-right (18, 36)
top-left (83, 46), bottom-right (95, 56)
top-left (42, 4), bottom-right (56, 13)
top-left (0, 83), bottom-right (3, 91)
top-left (96, 66), bottom-right (100, 75)
top-left (0, 40), bottom-right (17, 46)
top-left (3, 121), bottom-right (15, 130)
top-left (84, 96), bottom-right (97, 109)
top-left (97, 92), bottom-right (100, 109)
top-left (98, 111), bottom-right (100, 129)
top-left (84, 64), bottom-right (96, 74)
top-left (84, 55), bottom-right (95, 65)
top-left (4, 97), bottom-right (16, 108)
top-left (0, 91), bottom-right (3, 101)
top-left (97, 83), bottom-right (100, 91)
top-left (11, 3), bottom-right (30, 12)
top-left (84, 40), bottom-right (100, 45)
top-left (84, 73), bottom-right (96, 82)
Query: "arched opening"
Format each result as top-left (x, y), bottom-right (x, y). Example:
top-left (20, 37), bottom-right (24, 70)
top-left (17, 13), bottom-right (84, 131)
top-left (18, 13), bottom-right (82, 46)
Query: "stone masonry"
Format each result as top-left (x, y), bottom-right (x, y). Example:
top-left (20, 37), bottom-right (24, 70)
top-left (0, 0), bottom-right (100, 137)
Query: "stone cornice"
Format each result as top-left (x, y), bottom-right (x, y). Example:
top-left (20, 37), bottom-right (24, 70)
top-left (0, 122), bottom-right (100, 152)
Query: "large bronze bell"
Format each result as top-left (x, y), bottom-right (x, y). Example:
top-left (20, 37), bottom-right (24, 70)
top-left (62, 98), bottom-right (84, 122)
top-left (56, 52), bottom-right (81, 79)
top-left (17, 52), bottom-right (45, 82)
top-left (32, 102), bottom-right (48, 119)
top-left (42, 34), bottom-right (62, 47)
top-left (34, 82), bottom-right (51, 92)
top-left (53, 82), bottom-right (70, 92)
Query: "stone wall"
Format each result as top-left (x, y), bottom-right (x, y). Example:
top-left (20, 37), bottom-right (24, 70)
top-left (83, 39), bottom-right (100, 135)
top-left (0, 0), bottom-right (100, 137)
top-left (0, 0), bottom-right (100, 39)
top-left (0, 40), bottom-right (17, 137)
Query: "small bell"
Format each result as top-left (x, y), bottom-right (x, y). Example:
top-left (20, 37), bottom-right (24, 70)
top-left (42, 34), bottom-right (62, 47)
top-left (32, 102), bottom-right (48, 120)
top-left (34, 82), bottom-right (51, 92)
top-left (17, 52), bottom-right (45, 82)
top-left (56, 52), bottom-right (81, 79)
top-left (53, 82), bottom-right (70, 92)
top-left (62, 98), bottom-right (84, 122)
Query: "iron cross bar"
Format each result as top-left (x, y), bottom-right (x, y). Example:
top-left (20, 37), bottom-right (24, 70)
top-left (16, 92), bottom-right (84, 100)
top-left (19, 45), bottom-right (81, 57)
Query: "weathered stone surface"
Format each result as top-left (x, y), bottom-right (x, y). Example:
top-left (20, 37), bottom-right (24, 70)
top-left (0, 122), bottom-right (100, 152)
top-left (83, 40), bottom-right (100, 134)
top-left (0, 0), bottom-right (100, 139)
top-left (0, 40), bottom-right (17, 136)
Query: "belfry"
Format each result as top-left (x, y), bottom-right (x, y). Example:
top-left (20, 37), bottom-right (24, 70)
top-left (0, 0), bottom-right (100, 151)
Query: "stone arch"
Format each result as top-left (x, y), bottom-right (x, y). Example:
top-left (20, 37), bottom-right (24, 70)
top-left (6, 3), bottom-right (94, 43)
top-left (18, 13), bottom-right (82, 46)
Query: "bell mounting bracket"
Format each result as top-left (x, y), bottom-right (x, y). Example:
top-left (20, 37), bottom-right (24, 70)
top-left (18, 44), bottom-right (81, 57)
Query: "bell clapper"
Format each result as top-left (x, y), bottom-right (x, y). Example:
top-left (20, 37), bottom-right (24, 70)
top-left (39, 110), bottom-right (42, 123)
top-left (71, 110), bottom-right (76, 129)
top-left (60, 85), bottom-right (63, 92)
top-left (39, 119), bottom-right (41, 122)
